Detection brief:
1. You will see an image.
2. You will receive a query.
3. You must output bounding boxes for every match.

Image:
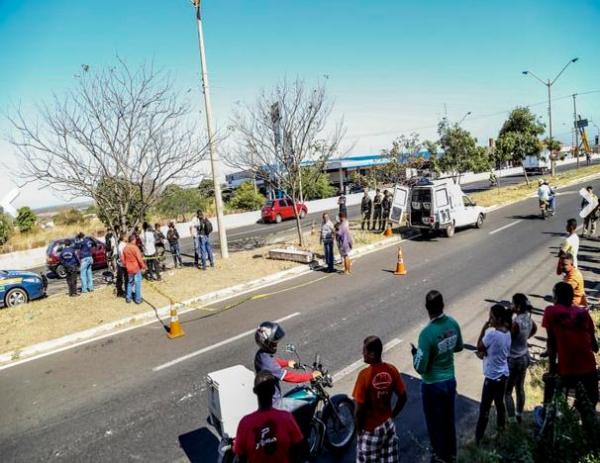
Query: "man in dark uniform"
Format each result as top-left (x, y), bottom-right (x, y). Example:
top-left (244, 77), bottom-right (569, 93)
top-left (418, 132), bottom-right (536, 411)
top-left (371, 189), bottom-right (382, 231)
top-left (381, 190), bottom-right (391, 232)
top-left (59, 239), bottom-right (80, 297)
top-left (360, 191), bottom-right (372, 230)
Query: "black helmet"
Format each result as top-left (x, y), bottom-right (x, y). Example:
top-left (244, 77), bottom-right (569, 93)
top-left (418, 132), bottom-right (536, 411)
top-left (255, 321), bottom-right (285, 353)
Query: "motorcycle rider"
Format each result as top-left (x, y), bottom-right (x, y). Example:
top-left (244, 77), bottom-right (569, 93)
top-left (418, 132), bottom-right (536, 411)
top-left (537, 179), bottom-right (553, 215)
top-left (254, 321), bottom-right (322, 411)
top-left (489, 171), bottom-right (498, 187)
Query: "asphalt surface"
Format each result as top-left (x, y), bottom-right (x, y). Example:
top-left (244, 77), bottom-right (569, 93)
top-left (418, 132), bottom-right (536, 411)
top-left (32, 158), bottom-right (599, 297)
top-left (1, 171), bottom-right (599, 462)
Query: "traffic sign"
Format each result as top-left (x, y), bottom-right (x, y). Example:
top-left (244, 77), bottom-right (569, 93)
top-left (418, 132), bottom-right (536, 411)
top-left (576, 119), bottom-right (588, 128)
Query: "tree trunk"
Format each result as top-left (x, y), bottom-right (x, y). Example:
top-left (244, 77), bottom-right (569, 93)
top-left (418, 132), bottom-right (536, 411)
top-left (521, 161), bottom-right (530, 186)
top-left (292, 192), bottom-right (304, 247)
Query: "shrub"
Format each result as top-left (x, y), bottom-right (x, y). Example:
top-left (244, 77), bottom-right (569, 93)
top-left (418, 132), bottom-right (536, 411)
top-left (16, 206), bottom-right (38, 233)
top-left (53, 208), bottom-right (85, 226)
top-left (228, 181), bottom-right (266, 211)
top-left (0, 212), bottom-right (14, 245)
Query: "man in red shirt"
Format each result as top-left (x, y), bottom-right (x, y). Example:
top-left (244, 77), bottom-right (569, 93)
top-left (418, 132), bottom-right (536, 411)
top-left (542, 282), bottom-right (599, 412)
top-left (353, 336), bottom-right (407, 463)
top-left (122, 234), bottom-right (147, 304)
top-left (234, 371), bottom-right (308, 463)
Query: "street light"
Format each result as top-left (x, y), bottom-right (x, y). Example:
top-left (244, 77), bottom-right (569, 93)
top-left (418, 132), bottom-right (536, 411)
top-left (522, 57), bottom-right (579, 176)
top-left (458, 111), bottom-right (472, 125)
top-left (191, 0), bottom-right (229, 259)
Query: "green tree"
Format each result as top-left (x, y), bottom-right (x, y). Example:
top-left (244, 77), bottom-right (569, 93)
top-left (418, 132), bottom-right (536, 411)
top-left (15, 206), bottom-right (38, 233)
top-left (228, 181), bottom-right (266, 211)
top-left (301, 166), bottom-right (336, 200)
top-left (432, 119), bottom-right (490, 181)
top-left (156, 184), bottom-right (209, 221)
top-left (54, 208), bottom-right (85, 226)
top-left (0, 211), bottom-right (14, 246)
top-left (495, 107), bottom-right (545, 185)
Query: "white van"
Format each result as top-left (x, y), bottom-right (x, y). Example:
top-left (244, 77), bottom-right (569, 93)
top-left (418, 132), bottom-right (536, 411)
top-left (390, 178), bottom-right (486, 237)
top-left (523, 150), bottom-right (550, 175)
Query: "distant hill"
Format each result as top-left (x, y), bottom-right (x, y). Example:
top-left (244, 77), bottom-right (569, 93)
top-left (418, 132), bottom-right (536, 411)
top-left (33, 201), bottom-right (94, 216)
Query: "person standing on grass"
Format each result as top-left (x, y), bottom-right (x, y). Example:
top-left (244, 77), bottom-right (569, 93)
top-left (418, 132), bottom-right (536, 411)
top-left (320, 212), bottom-right (335, 273)
top-left (380, 190), bottom-right (392, 232)
top-left (234, 371), bottom-right (308, 463)
top-left (142, 222), bottom-right (160, 281)
top-left (197, 211), bottom-right (214, 270)
top-left (558, 218), bottom-right (579, 269)
top-left (542, 282), bottom-right (598, 414)
top-left (372, 189), bottom-right (382, 231)
top-left (154, 222), bottom-right (166, 271)
top-left (560, 253), bottom-right (587, 306)
top-left (505, 294), bottom-right (537, 424)
top-left (360, 191), bottom-right (372, 230)
top-left (115, 232), bottom-right (128, 298)
top-left (475, 304), bottom-right (511, 445)
top-left (335, 212), bottom-right (353, 274)
top-left (412, 290), bottom-right (463, 463)
top-left (353, 336), bottom-right (407, 463)
top-left (123, 234), bottom-right (146, 304)
top-left (167, 222), bottom-right (183, 268)
top-left (59, 239), bottom-right (80, 297)
top-left (76, 232), bottom-right (95, 293)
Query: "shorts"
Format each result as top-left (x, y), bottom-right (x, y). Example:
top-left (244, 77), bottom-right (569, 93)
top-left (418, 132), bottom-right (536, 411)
top-left (357, 418), bottom-right (399, 463)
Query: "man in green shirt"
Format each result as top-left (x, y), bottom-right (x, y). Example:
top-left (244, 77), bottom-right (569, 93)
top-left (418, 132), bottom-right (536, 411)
top-left (411, 290), bottom-right (463, 463)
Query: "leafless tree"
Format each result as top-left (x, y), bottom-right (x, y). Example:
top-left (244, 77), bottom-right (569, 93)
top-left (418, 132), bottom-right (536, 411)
top-left (7, 59), bottom-right (209, 232)
top-left (227, 78), bottom-right (345, 246)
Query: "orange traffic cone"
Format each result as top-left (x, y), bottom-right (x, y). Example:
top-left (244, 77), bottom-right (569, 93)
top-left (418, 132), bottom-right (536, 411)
top-left (393, 247), bottom-right (407, 275)
top-left (384, 225), bottom-right (393, 237)
top-left (167, 305), bottom-right (185, 339)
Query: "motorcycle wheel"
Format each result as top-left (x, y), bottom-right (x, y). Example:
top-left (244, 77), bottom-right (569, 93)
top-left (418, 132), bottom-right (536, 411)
top-left (307, 417), bottom-right (325, 459)
top-left (322, 395), bottom-right (356, 451)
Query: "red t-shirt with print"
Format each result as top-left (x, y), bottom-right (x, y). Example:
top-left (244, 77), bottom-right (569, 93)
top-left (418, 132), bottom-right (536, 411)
top-left (234, 408), bottom-right (303, 463)
top-left (542, 304), bottom-right (597, 376)
top-left (352, 362), bottom-right (406, 432)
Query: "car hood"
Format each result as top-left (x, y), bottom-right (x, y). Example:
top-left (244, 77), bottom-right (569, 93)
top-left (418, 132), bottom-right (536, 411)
top-left (1, 270), bottom-right (41, 279)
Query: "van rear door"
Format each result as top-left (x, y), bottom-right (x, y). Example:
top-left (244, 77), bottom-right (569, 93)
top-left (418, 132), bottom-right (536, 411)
top-left (390, 185), bottom-right (409, 224)
top-left (434, 186), bottom-right (452, 226)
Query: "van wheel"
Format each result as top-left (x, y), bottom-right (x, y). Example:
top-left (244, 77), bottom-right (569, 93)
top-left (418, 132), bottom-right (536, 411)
top-left (275, 214), bottom-right (282, 224)
top-left (475, 214), bottom-right (484, 229)
top-left (445, 222), bottom-right (455, 238)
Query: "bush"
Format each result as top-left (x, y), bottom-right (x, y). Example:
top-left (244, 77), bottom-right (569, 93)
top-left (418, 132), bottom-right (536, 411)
top-left (228, 181), bottom-right (266, 211)
top-left (16, 206), bottom-right (38, 233)
top-left (0, 212), bottom-right (14, 245)
top-left (54, 208), bottom-right (86, 226)
top-left (156, 185), bottom-right (210, 222)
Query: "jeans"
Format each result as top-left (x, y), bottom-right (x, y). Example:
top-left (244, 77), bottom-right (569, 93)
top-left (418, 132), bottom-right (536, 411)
top-left (422, 378), bottom-right (457, 463)
top-left (198, 235), bottom-right (214, 269)
top-left (549, 196), bottom-right (556, 212)
top-left (323, 240), bottom-right (334, 271)
top-left (65, 265), bottom-right (78, 296)
top-left (80, 256), bottom-right (94, 292)
top-left (170, 242), bottom-right (182, 266)
top-left (127, 271), bottom-right (142, 304)
top-left (476, 376), bottom-right (507, 444)
top-left (505, 355), bottom-right (528, 418)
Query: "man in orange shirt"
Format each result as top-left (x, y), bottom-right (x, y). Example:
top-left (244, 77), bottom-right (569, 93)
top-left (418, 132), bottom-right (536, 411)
top-left (122, 234), bottom-right (146, 304)
top-left (560, 253), bottom-right (587, 306)
top-left (353, 336), bottom-right (407, 462)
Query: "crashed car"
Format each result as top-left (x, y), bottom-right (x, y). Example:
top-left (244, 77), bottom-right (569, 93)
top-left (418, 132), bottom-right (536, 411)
top-left (0, 270), bottom-right (48, 308)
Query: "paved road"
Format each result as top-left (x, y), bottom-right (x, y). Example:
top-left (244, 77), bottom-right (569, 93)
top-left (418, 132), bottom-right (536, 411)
top-left (32, 159), bottom-right (599, 297)
top-left (1, 171), bottom-right (598, 461)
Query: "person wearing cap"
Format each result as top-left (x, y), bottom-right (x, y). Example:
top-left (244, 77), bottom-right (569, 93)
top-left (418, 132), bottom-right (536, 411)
top-left (234, 371), bottom-right (308, 463)
top-left (537, 179), bottom-right (552, 213)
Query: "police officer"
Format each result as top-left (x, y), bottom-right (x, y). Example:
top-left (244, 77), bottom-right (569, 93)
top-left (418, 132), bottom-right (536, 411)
top-left (60, 239), bottom-right (80, 297)
top-left (381, 189), bottom-right (391, 232)
top-left (360, 191), bottom-right (372, 230)
top-left (371, 189), bottom-right (382, 231)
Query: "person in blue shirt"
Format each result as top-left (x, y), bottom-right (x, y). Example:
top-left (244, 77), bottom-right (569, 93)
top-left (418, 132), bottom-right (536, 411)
top-left (76, 232), bottom-right (95, 293)
top-left (59, 239), bottom-right (80, 297)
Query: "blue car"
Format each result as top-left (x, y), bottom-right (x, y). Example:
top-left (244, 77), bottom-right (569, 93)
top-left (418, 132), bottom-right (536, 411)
top-left (0, 270), bottom-right (48, 308)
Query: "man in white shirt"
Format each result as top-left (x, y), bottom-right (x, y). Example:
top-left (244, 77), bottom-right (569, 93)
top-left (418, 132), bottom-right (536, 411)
top-left (560, 218), bottom-right (579, 268)
top-left (189, 210), bottom-right (202, 269)
top-left (143, 222), bottom-right (160, 280)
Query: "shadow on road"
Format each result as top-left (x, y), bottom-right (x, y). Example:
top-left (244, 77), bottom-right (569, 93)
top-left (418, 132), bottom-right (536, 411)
top-left (178, 426), bottom-right (220, 463)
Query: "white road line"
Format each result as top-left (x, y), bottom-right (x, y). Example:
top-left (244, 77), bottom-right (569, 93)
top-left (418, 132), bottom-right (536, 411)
top-left (152, 312), bottom-right (301, 372)
top-left (489, 220), bottom-right (522, 235)
top-left (332, 338), bottom-right (403, 383)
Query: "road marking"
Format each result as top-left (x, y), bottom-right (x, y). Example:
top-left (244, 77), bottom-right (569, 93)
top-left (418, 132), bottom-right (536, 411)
top-left (489, 220), bottom-right (522, 235)
top-left (332, 338), bottom-right (402, 383)
top-left (152, 312), bottom-right (301, 372)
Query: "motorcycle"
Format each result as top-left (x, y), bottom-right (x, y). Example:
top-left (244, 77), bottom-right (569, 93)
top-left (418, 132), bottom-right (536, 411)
top-left (540, 199), bottom-right (550, 219)
top-left (206, 346), bottom-right (355, 462)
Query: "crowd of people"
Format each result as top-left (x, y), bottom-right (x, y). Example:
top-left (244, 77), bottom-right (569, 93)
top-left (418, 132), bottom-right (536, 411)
top-left (57, 209), bottom-right (215, 303)
top-left (233, 210), bottom-right (599, 463)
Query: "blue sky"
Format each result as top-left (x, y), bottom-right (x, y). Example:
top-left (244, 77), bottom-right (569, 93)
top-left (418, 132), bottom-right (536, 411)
top-left (1, 0), bottom-right (599, 207)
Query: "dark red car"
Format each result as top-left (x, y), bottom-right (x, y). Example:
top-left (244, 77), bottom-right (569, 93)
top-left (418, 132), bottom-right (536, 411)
top-left (261, 199), bottom-right (308, 223)
top-left (46, 237), bottom-right (107, 278)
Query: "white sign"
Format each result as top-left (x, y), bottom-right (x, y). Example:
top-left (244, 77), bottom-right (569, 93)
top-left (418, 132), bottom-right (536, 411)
top-left (0, 188), bottom-right (20, 218)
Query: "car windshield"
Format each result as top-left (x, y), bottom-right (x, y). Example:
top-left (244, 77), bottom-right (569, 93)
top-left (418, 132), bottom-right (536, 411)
top-left (46, 242), bottom-right (56, 255)
top-left (264, 201), bottom-right (274, 207)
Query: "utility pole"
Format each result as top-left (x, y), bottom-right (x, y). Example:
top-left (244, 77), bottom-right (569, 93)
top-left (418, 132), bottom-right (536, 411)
top-left (192, 0), bottom-right (228, 258)
top-left (573, 93), bottom-right (579, 168)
